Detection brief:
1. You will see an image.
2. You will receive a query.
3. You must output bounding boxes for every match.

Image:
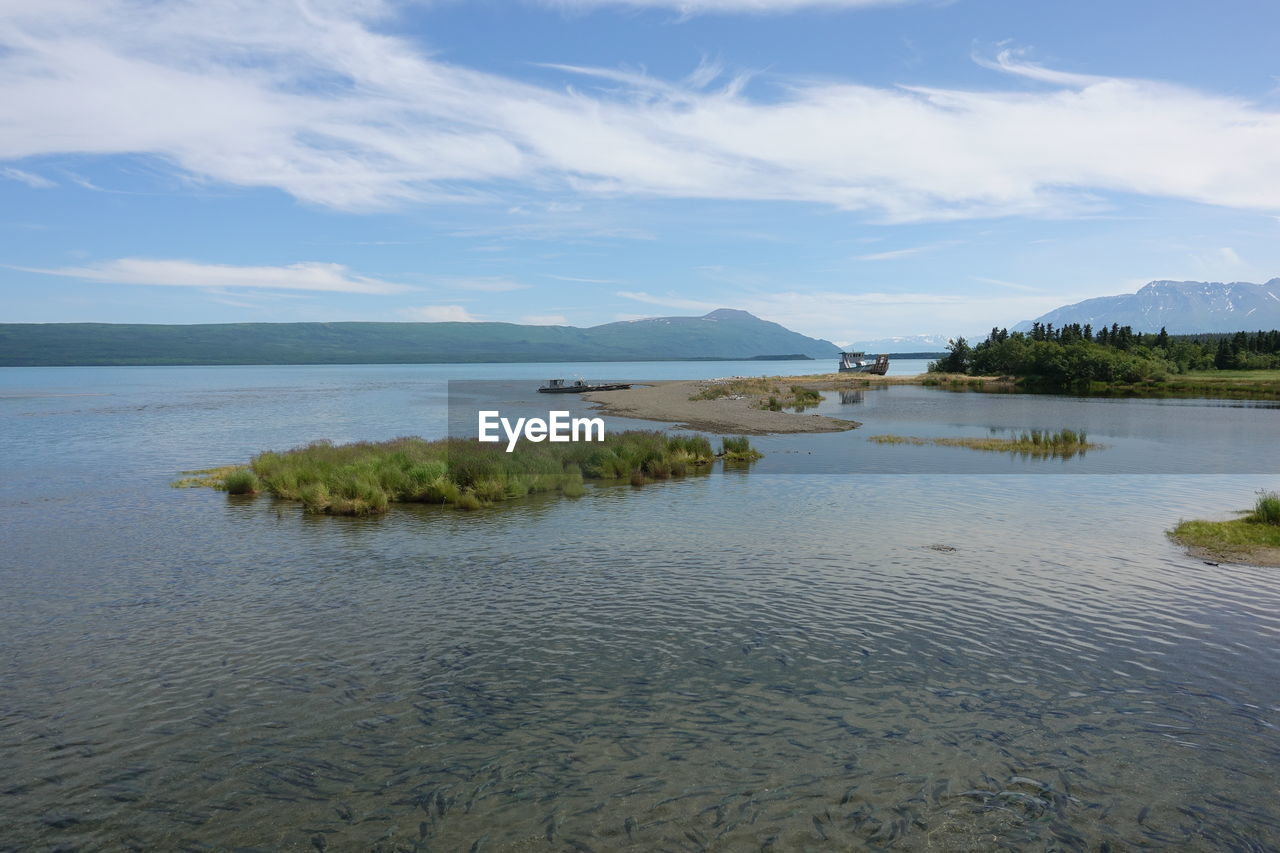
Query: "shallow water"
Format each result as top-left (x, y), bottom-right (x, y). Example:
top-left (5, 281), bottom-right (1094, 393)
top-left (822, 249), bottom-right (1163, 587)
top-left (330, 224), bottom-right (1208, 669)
top-left (2, 364), bottom-right (1279, 851)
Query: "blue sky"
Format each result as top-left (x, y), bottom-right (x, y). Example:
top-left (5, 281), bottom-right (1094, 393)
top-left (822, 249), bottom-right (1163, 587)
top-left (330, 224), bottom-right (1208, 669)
top-left (2, 0), bottom-right (1279, 345)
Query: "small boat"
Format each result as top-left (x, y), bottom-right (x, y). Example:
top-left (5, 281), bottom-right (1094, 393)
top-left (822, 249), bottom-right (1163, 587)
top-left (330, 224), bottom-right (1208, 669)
top-left (538, 378), bottom-right (633, 394)
top-left (838, 352), bottom-right (890, 375)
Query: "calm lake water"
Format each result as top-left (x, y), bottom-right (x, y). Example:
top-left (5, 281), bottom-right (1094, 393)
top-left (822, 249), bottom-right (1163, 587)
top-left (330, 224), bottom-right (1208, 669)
top-left (2, 362), bottom-right (1279, 851)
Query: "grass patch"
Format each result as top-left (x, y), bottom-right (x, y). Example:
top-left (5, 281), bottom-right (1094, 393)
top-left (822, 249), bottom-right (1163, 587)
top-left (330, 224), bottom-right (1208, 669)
top-left (869, 429), bottom-right (1101, 459)
top-left (177, 431), bottom-right (760, 516)
top-left (1170, 495), bottom-right (1280, 564)
top-left (691, 378), bottom-right (826, 412)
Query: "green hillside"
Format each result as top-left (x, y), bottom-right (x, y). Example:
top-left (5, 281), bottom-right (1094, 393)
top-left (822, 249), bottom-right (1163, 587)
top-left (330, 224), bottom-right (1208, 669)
top-left (0, 309), bottom-right (840, 366)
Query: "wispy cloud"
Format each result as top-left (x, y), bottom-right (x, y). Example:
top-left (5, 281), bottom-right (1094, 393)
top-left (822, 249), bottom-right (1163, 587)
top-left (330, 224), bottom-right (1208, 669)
top-left (1, 167), bottom-right (55, 188)
top-left (2, 4), bottom-right (1280, 222)
top-left (17, 258), bottom-right (412, 294)
top-left (856, 240), bottom-right (961, 261)
top-left (542, 273), bottom-right (620, 284)
top-left (969, 275), bottom-right (1041, 293)
top-left (616, 291), bottom-right (721, 312)
top-left (436, 277), bottom-right (531, 292)
top-left (519, 313), bottom-right (570, 325)
top-left (400, 305), bottom-right (481, 322)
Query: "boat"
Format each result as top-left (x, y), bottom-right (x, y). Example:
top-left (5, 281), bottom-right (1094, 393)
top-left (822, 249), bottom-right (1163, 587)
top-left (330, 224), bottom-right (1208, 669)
top-left (837, 352), bottom-right (890, 375)
top-left (537, 378), bottom-right (633, 394)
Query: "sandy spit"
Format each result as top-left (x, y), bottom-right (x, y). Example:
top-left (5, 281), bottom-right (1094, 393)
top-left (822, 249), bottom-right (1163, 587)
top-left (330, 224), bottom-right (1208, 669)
top-left (582, 373), bottom-right (1004, 435)
top-left (583, 378), bottom-right (861, 435)
top-left (1176, 542), bottom-right (1280, 568)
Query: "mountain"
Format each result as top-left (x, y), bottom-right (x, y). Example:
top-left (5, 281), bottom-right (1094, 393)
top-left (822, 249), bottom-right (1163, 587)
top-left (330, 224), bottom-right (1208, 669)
top-left (847, 334), bottom-right (952, 353)
top-left (1017, 278), bottom-right (1280, 334)
top-left (0, 309), bottom-right (841, 366)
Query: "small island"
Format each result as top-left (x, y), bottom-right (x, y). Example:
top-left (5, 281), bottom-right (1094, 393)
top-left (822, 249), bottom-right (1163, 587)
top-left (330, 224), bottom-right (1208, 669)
top-left (1170, 492), bottom-right (1280, 567)
top-left (177, 431), bottom-right (762, 516)
top-left (869, 429), bottom-right (1100, 459)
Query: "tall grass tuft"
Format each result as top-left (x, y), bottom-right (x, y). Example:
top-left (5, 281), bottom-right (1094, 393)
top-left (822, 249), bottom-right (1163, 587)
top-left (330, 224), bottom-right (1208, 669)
top-left (721, 435), bottom-right (764, 461)
top-left (1254, 491), bottom-right (1280, 525)
top-left (223, 469), bottom-right (260, 495)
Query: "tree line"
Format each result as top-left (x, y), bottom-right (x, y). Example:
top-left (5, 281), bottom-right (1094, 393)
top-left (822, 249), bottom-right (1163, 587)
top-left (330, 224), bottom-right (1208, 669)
top-left (931, 323), bottom-right (1280, 385)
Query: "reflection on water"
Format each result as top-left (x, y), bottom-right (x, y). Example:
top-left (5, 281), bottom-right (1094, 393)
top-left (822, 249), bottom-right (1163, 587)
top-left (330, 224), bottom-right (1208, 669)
top-left (1, 365), bottom-right (1279, 850)
top-left (839, 390), bottom-right (866, 405)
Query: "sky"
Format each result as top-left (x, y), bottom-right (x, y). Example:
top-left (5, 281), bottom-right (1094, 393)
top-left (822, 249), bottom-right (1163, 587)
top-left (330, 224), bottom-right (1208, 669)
top-left (2, 0), bottom-right (1280, 346)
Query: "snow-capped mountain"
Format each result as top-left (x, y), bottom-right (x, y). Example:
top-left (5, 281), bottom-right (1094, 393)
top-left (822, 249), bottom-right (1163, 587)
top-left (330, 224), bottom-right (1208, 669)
top-left (845, 334), bottom-right (953, 353)
top-left (1016, 278), bottom-right (1280, 334)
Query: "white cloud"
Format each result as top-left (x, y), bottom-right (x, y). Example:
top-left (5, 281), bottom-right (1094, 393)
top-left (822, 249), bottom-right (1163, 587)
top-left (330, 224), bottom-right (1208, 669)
top-left (437, 277), bottom-right (531, 292)
top-left (400, 305), bottom-right (481, 322)
top-left (16, 258), bottom-right (412, 294)
top-left (519, 313), bottom-right (570, 325)
top-left (2, 4), bottom-right (1279, 221)
top-left (545, 0), bottom-right (916, 12)
top-left (1, 166), bottom-right (55, 188)
top-left (616, 286), bottom-right (1079, 341)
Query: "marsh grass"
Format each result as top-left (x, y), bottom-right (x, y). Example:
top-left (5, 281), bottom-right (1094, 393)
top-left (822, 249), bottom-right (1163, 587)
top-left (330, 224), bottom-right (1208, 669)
top-left (869, 429), bottom-right (1100, 459)
top-left (180, 431), bottom-right (755, 516)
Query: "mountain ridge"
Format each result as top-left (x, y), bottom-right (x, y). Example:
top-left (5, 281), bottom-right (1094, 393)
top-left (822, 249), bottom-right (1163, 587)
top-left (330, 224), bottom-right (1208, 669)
top-left (1017, 278), bottom-right (1280, 334)
top-left (0, 310), bottom-right (841, 366)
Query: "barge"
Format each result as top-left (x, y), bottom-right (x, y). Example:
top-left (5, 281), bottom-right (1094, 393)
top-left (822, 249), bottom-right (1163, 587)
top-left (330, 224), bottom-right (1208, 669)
top-left (538, 379), bottom-right (633, 394)
top-left (838, 352), bottom-right (890, 375)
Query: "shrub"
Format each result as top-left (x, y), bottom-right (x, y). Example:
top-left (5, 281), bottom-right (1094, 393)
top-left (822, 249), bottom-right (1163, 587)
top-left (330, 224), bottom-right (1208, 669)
top-left (222, 469), bottom-right (260, 494)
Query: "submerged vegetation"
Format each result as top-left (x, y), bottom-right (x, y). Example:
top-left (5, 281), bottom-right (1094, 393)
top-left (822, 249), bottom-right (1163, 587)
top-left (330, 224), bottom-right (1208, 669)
top-left (869, 429), bottom-right (1100, 459)
top-left (931, 325), bottom-right (1280, 396)
top-left (177, 431), bottom-right (761, 516)
top-left (1171, 491), bottom-right (1280, 565)
top-left (691, 378), bottom-right (825, 411)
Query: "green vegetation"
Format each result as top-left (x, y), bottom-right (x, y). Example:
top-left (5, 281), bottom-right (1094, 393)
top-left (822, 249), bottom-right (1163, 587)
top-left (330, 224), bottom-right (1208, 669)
top-left (1171, 492), bottom-right (1280, 565)
top-left (720, 436), bottom-right (764, 462)
top-left (869, 429), bottom-right (1100, 459)
top-left (691, 378), bottom-right (825, 411)
top-left (223, 469), bottom-right (261, 495)
top-left (178, 431), bottom-right (762, 516)
top-left (172, 465), bottom-right (249, 489)
top-left (930, 325), bottom-right (1280, 396)
top-left (1257, 491), bottom-right (1280, 525)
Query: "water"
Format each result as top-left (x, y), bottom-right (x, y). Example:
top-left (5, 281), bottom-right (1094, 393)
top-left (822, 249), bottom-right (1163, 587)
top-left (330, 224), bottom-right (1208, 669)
top-left (2, 363), bottom-right (1279, 851)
